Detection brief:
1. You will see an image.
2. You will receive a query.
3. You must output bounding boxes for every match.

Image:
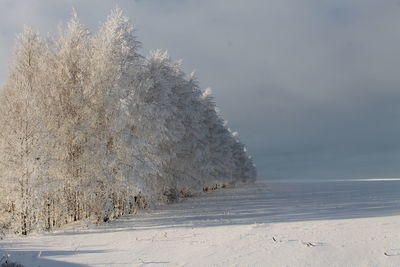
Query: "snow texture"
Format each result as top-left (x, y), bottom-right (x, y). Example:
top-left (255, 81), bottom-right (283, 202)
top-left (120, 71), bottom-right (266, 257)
top-left (1, 179), bottom-right (400, 266)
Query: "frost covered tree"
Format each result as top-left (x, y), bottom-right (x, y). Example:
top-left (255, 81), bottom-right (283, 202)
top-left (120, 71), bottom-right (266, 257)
top-left (0, 27), bottom-right (49, 234)
top-left (51, 12), bottom-right (93, 224)
top-left (87, 8), bottom-right (150, 220)
top-left (0, 8), bottom-right (256, 235)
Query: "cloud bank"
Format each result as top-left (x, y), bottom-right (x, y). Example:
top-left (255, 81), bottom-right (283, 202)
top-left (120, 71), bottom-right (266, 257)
top-left (1, 0), bottom-right (400, 179)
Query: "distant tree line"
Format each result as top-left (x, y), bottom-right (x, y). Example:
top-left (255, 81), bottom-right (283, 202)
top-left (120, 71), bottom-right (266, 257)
top-left (0, 9), bottom-right (256, 235)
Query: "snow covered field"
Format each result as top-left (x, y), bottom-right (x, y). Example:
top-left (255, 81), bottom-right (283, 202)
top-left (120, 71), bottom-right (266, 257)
top-left (2, 179), bottom-right (400, 267)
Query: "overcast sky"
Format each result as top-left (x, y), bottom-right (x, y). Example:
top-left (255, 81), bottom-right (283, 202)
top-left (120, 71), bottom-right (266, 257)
top-left (1, 0), bottom-right (400, 180)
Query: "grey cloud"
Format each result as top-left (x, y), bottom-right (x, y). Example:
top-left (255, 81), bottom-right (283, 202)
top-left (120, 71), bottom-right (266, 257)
top-left (1, 0), bottom-right (400, 180)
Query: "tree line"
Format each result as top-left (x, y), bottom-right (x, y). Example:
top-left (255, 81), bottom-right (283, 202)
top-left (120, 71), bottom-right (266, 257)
top-left (0, 9), bottom-right (256, 235)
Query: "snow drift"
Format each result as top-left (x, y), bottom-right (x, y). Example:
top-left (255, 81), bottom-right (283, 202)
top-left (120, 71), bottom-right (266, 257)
top-left (0, 9), bottom-right (256, 235)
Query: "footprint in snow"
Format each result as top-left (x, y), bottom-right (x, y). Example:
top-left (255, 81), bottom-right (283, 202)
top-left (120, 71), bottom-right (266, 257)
top-left (302, 241), bottom-right (324, 247)
top-left (384, 250), bottom-right (400, 256)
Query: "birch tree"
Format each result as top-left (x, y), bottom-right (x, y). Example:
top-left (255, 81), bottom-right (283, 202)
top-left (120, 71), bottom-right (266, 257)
top-left (0, 8), bottom-right (256, 235)
top-left (0, 27), bottom-right (47, 235)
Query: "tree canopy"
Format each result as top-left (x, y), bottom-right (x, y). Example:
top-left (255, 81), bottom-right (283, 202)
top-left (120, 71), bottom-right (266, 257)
top-left (0, 8), bottom-right (256, 235)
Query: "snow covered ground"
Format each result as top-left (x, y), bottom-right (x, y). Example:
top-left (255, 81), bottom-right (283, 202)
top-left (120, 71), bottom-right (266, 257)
top-left (2, 179), bottom-right (400, 267)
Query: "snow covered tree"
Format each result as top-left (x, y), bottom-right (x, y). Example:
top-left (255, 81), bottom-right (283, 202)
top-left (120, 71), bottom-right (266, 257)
top-left (0, 27), bottom-right (48, 234)
top-left (0, 8), bottom-right (256, 235)
top-left (88, 8), bottom-right (142, 220)
top-left (46, 12), bottom-right (93, 224)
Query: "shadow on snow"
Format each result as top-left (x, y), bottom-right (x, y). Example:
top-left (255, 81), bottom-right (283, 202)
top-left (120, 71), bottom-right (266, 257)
top-left (56, 179), bottom-right (400, 234)
top-left (2, 180), bottom-right (400, 266)
top-left (0, 249), bottom-right (107, 267)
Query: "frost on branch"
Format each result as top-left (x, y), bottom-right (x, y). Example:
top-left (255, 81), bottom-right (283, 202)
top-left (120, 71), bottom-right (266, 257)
top-left (0, 9), bottom-right (256, 235)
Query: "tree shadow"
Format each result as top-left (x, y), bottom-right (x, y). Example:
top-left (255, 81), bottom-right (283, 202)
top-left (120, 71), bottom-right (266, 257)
top-left (54, 179), bottom-right (400, 235)
top-left (145, 180), bottom-right (400, 227)
top-left (0, 249), bottom-right (107, 267)
top-left (2, 180), bottom-right (400, 266)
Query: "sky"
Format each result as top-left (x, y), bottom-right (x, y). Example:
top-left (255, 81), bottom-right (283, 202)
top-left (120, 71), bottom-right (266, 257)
top-left (1, 0), bottom-right (400, 180)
